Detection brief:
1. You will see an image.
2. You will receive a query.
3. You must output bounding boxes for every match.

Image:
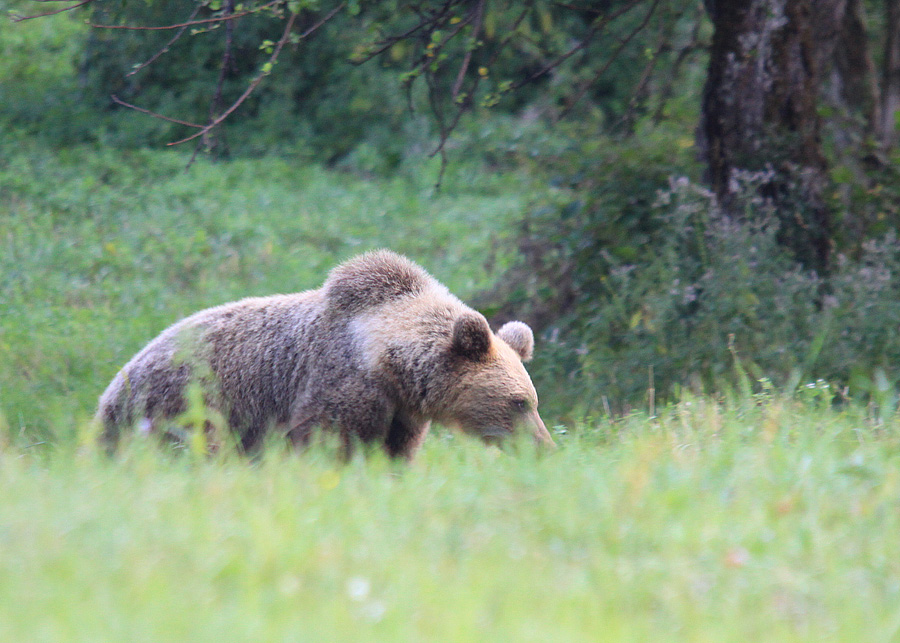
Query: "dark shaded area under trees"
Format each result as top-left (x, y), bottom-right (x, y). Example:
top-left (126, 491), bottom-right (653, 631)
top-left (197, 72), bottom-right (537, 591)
top-left (7, 0), bottom-right (900, 414)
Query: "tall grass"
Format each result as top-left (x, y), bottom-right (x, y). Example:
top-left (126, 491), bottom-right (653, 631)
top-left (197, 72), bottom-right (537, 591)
top-left (1, 400), bottom-right (898, 642)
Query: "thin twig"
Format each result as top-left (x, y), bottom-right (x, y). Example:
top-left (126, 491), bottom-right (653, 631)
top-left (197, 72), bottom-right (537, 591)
top-left (202, 0), bottom-right (238, 157)
top-left (12, 0), bottom-right (93, 22)
top-left (126, 3), bottom-right (203, 77)
top-left (558, 0), bottom-right (662, 120)
top-left (397, 10), bottom-right (476, 84)
top-left (595, 0), bottom-right (652, 25)
top-left (90, 0), bottom-right (280, 31)
top-left (351, 0), bottom-right (462, 65)
top-left (168, 11), bottom-right (299, 146)
top-left (430, 8), bottom-right (529, 175)
top-left (653, 2), bottom-right (705, 123)
top-left (553, 1), bottom-right (604, 13)
top-left (485, 7), bottom-right (530, 67)
top-left (111, 95), bottom-right (204, 128)
top-left (618, 2), bottom-right (681, 131)
top-left (187, 142), bottom-right (204, 168)
top-left (451, 0), bottom-right (486, 99)
top-left (511, 0), bottom-right (647, 90)
top-left (429, 101), bottom-right (466, 161)
top-left (294, 4), bottom-right (346, 40)
top-left (425, 71), bottom-right (449, 189)
top-left (168, 3), bottom-right (344, 147)
top-left (510, 31), bottom-right (596, 90)
top-left (476, 7), bottom-right (530, 95)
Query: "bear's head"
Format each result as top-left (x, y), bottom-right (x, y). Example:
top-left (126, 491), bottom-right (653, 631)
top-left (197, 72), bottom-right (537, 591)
top-left (439, 313), bottom-right (554, 448)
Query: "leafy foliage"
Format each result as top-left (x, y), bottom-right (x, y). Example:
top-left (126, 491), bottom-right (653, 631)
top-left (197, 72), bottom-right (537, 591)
top-left (481, 119), bottom-right (900, 416)
top-left (3, 0), bottom-right (706, 164)
top-left (0, 5), bottom-right (94, 143)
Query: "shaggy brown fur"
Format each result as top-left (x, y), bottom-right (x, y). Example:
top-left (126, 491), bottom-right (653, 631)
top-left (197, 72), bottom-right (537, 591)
top-left (96, 250), bottom-right (552, 457)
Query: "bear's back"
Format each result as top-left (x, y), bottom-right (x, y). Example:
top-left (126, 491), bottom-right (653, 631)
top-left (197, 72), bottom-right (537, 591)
top-left (98, 291), bottom-right (324, 441)
top-left (323, 250), bottom-right (438, 315)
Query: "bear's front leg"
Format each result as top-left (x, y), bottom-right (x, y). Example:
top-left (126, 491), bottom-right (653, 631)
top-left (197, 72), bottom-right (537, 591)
top-left (286, 392), bottom-right (395, 458)
top-left (384, 413), bottom-right (431, 460)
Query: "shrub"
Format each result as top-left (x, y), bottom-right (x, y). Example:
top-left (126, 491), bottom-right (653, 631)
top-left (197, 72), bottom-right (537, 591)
top-left (491, 130), bottom-right (900, 417)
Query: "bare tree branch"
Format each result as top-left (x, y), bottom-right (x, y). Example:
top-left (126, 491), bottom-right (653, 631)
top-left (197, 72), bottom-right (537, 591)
top-left (126, 3), bottom-right (203, 78)
top-left (405, 14), bottom-right (476, 90)
top-left (12, 0), bottom-right (93, 23)
top-left (451, 0), bottom-right (486, 99)
top-left (90, 0), bottom-right (280, 31)
top-left (425, 69), bottom-right (450, 188)
top-left (653, 3), bottom-right (705, 123)
top-left (511, 0), bottom-right (651, 93)
top-left (110, 95), bottom-right (204, 128)
top-left (106, 2), bottom-right (344, 153)
top-left (558, 0), bottom-right (662, 120)
top-left (618, 0), bottom-right (693, 131)
top-left (429, 7), bottom-right (528, 163)
top-left (472, 6), bottom-right (530, 84)
top-left (199, 0), bottom-right (237, 160)
top-left (552, 1), bottom-right (603, 13)
top-left (350, 0), bottom-right (463, 65)
top-left (206, 0), bottom-right (238, 156)
top-left (168, 2), bottom-right (345, 147)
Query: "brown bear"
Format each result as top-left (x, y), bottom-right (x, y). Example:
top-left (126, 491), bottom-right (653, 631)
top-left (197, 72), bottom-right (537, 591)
top-left (96, 249), bottom-right (553, 458)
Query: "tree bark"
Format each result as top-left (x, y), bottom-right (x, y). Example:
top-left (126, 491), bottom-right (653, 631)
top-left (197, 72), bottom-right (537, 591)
top-left (700, 0), bottom-right (832, 271)
top-left (823, 0), bottom-right (881, 133)
top-left (879, 0), bottom-right (900, 148)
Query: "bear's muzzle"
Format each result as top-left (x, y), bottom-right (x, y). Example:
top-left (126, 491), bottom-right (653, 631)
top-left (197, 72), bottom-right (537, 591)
top-left (525, 409), bottom-right (555, 449)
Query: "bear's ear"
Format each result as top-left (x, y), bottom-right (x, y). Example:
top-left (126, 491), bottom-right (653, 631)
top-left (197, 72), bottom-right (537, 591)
top-left (451, 313), bottom-right (492, 360)
top-left (497, 321), bottom-right (534, 362)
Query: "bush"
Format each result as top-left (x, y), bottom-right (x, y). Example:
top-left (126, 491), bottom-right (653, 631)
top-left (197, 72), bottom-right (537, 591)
top-left (489, 128), bottom-right (900, 417)
top-left (822, 235), bottom-right (900, 395)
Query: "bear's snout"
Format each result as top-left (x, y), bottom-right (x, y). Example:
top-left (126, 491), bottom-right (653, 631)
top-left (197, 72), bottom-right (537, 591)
top-left (524, 409), bottom-right (556, 449)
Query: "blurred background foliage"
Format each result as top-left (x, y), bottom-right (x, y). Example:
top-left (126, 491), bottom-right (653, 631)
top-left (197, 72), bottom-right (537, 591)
top-left (3, 0), bottom-right (900, 435)
top-left (3, 0), bottom-right (708, 159)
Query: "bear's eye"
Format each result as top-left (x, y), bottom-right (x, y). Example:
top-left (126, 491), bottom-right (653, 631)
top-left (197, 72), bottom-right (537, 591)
top-left (511, 399), bottom-right (529, 413)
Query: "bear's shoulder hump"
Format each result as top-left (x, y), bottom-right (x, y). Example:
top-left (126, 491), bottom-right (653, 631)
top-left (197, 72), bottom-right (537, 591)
top-left (323, 249), bottom-right (434, 314)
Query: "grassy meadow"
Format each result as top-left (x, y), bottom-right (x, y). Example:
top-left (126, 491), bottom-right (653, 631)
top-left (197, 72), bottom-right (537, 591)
top-left (2, 144), bottom-right (899, 641)
top-left (0, 141), bottom-right (525, 444)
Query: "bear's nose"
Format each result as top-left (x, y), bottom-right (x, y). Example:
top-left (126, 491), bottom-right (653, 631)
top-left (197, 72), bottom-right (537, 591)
top-left (526, 410), bottom-right (555, 449)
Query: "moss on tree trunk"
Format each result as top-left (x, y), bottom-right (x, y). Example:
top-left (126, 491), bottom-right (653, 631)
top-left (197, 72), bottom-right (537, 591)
top-left (700, 0), bottom-right (832, 271)
top-left (879, 0), bottom-right (900, 148)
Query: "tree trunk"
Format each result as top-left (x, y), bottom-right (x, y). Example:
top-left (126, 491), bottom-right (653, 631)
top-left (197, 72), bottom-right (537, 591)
top-left (700, 0), bottom-right (832, 271)
top-left (825, 0), bottom-right (881, 133)
top-left (879, 0), bottom-right (900, 148)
